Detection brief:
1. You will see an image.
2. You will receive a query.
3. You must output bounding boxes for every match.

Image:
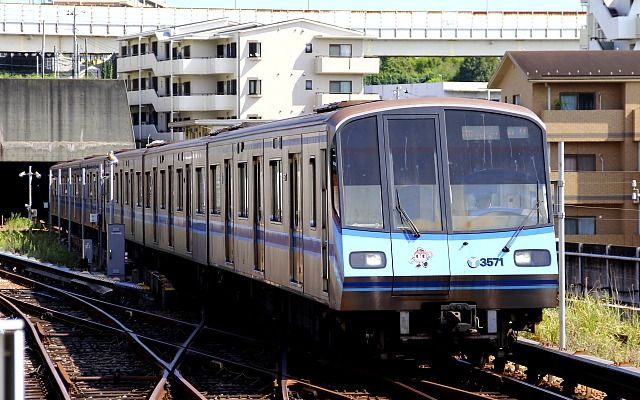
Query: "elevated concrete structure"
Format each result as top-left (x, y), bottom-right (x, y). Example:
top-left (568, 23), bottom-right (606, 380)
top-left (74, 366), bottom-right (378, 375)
top-left (0, 4), bottom-right (585, 57)
top-left (0, 79), bottom-right (135, 161)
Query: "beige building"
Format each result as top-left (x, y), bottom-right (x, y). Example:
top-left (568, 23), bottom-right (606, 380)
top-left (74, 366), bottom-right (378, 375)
top-left (489, 50), bottom-right (640, 246)
top-left (117, 18), bottom-right (379, 144)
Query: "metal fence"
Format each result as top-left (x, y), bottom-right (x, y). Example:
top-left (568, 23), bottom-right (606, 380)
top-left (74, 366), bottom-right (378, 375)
top-left (564, 242), bottom-right (640, 306)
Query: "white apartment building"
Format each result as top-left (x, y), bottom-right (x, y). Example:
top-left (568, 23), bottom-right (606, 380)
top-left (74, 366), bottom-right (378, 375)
top-left (117, 18), bottom-right (379, 145)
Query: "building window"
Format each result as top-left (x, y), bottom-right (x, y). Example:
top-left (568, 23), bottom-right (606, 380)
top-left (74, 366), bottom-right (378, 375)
top-left (226, 42), bottom-right (237, 58)
top-left (120, 45), bottom-right (128, 57)
top-left (305, 43), bottom-right (312, 53)
top-left (560, 92), bottom-right (595, 110)
top-left (513, 94), bottom-right (520, 105)
top-left (565, 154), bottom-right (596, 171)
top-left (249, 79), bottom-right (262, 95)
top-left (226, 79), bottom-right (237, 95)
top-left (248, 42), bottom-right (261, 57)
top-left (566, 217), bottom-right (595, 235)
top-left (329, 44), bottom-right (352, 57)
top-left (216, 44), bottom-right (224, 58)
top-left (182, 45), bottom-right (190, 58)
top-left (329, 80), bottom-right (352, 94)
top-left (132, 44), bottom-right (139, 56)
top-left (305, 80), bottom-right (313, 90)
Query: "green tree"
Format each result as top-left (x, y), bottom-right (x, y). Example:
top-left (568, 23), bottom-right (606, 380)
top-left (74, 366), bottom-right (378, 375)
top-left (453, 57), bottom-right (500, 82)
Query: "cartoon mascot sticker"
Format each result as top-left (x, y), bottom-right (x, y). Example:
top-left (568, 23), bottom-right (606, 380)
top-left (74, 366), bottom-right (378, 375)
top-left (409, 247), bottom-right (433, 268)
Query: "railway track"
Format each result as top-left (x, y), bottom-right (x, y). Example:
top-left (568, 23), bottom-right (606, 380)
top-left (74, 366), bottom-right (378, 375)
top-left (2, 251), bottom-right (640, 400)
top-left (0, 257), bottom-right (281, 399)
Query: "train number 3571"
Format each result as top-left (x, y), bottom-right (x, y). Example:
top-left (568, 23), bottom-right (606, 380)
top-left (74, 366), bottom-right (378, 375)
top-left (467, 257), bottom-right (504, 268)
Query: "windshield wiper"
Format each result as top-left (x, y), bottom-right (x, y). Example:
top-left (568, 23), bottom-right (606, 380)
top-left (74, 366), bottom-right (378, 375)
top-left (501, 200), bottom-right (540, 253)
top-left (395, 189), bottom-right (421, 238)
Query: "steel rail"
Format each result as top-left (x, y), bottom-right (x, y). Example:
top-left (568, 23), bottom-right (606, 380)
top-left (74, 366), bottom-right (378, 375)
top-left (0, 294), bottom-right (72, 400)
top-left (510, 337), bottom-right (640, 399)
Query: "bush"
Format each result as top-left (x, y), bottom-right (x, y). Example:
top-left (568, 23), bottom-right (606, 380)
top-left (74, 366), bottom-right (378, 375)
top-left (522, 294), bottom-right (640, 366)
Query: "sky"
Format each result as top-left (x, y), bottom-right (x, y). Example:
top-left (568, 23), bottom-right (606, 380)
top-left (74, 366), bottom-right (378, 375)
top-left (162, 0), bottom-right (586, 12)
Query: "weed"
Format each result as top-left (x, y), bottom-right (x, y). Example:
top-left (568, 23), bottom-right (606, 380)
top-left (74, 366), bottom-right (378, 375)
top-left (522, 294), bottom-right (640, 366)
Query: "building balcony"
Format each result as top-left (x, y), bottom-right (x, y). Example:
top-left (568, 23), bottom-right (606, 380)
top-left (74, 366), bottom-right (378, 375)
top-left (541, 109), bottom-right (625, 142)
top-left (118, 54), bottom-right (236, 76)
top-left (314, 56), bottom-right (379, 75)
top-left (549, 171), bottom-right (628, 204)
top-left (117, 53), bottom-right (158, 73)
top-left (315, 92), bottom-right (380, 107)
top-left (127, 89), bottom-right (236, 112)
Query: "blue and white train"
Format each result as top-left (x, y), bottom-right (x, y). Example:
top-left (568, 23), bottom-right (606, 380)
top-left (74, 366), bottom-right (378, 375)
top-left (50, 98), bottom-right (558, 352)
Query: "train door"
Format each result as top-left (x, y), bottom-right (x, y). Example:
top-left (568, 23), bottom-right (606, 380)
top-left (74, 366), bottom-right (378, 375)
top-left (383, 115), bottom-right (450, 296)
top-left (302, 132), bottom-right (328, 300)
top-left (168, 164), bottom-right (174, 247)
top-left (264, 137), bottom-right (289, 284)
top-left (152, 165), bottom-right (158, 244)
top-left (253, 154), bottom-right (265, 274)
top-left (186, 161), bottom-right (192, 253)
top-left (224, 158), bottom-right (234, 264)
top-left (289, 152), bottom-right (303, 285)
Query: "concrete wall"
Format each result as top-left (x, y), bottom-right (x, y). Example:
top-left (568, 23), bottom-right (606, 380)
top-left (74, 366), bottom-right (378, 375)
top-left (0, 79), bottom-right (135, 162)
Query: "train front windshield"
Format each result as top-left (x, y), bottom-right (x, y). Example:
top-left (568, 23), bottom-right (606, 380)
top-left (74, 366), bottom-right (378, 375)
top-left (337, 108), bottom-right (550, 233)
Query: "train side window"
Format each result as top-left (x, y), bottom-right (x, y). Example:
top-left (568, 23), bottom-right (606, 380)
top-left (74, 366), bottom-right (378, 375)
top-left (196, 167), bottom-right (204, 214)
top-left (330, 146), bottom-right (340, 220)
top-left (145, 171), bottom-right (151, 208)
top-left (270, 159), bottom-right (283, 222)
top-left (129, 169), bottom-right (135, 207)
top-left (176, 168), bottom-right (184, 211)
top-left (160, 169), bottom-right (166, 209)
top-left (309, 156), bottom-right (317, 228)
top-left (136, 171), bottom-right (142, 207)
top-left (124, 171), bottom-right (130, 205)
top-left (210, 164), bottom-right (221, 215)
top-left (238, 162), bottom-right (249, 218)
top-left (114, 172), bottom-right (119, 203)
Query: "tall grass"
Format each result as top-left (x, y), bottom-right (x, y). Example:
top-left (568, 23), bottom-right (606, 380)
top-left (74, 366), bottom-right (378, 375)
top-left (0, 214), bottom-right (79, 268)
top-left (522, 294), bottom-right (640, 366)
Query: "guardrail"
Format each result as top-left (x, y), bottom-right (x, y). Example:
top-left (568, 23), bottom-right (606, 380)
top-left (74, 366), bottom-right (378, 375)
top-left (561, 242), bottom-right (640, 306)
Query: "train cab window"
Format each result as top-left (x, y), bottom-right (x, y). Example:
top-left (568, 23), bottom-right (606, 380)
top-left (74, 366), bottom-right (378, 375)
top-left (270, 159), bottom-right (283, 222)
top-left (196, 167), bottom-right (204, 214)
top-left (210, 164), bottom-right (221, 215)
top-left (445, 110), bottom-right (550, 232)
top-left (338, 116), bottom-right (383, 229)
top-left (387, 117), bottom-right (443, 232)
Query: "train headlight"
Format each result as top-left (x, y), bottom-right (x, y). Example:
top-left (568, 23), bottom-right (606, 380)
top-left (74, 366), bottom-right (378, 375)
top-left (349, 251), bottom-right (387, 269)
top-left (514, 249), bottom-right (551, 267)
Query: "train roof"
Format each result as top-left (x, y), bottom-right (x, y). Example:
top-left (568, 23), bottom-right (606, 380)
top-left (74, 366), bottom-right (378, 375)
top-left (51, 98), bottom-right (544, 169)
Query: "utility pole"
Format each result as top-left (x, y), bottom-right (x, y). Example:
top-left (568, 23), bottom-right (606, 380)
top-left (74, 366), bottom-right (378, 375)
top-left (68, 6), bottom-right (78, 78)
top-left (558, 142), bottom-right (566, 349)
top-left (19, 166), bottom-right (41, 224)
